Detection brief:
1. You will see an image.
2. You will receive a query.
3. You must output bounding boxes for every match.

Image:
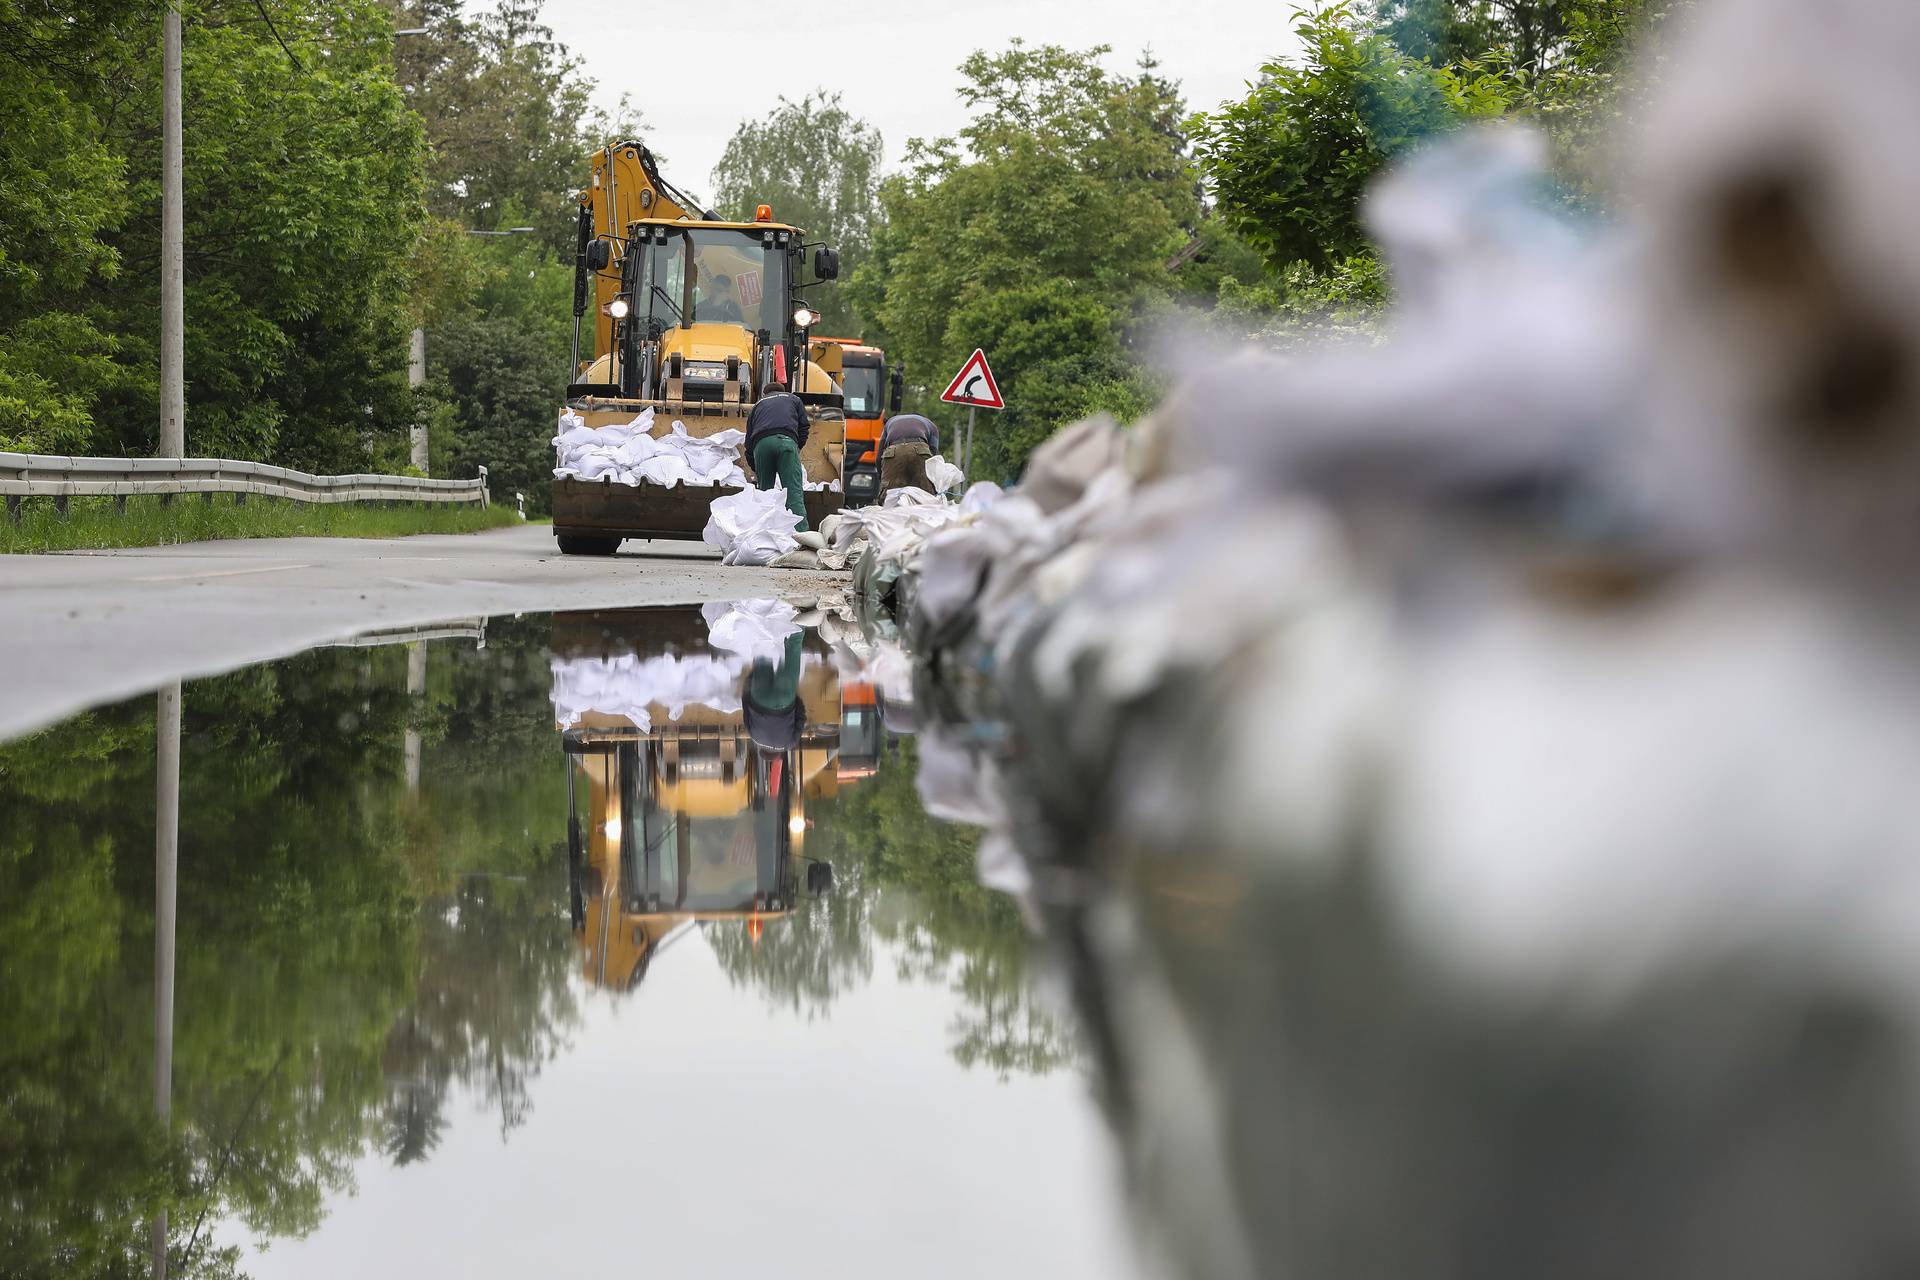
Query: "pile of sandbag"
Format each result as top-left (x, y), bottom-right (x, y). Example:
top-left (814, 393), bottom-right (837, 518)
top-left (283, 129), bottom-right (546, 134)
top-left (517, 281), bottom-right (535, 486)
top-left (702, 486), bottom-right (802, 566)
top-left (700, 597), bottom-right (802, 661)
top-left (893, 27), bottom-right (1920, 1266)
top-left (554, 407), bottom-right (750, 488)
top-left (550, 599), bottom-right (809, 730)
top-left (554, 406), bottom-right (845, 494)
top-left (818, 484), bottom-right (986, 585)
top-left (549, 652), bottom-right (749, 731)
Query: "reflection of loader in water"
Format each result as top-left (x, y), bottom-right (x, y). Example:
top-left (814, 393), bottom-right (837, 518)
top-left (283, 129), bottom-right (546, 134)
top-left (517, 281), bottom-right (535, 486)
top-left (556, 608), bottom-right (854, 991)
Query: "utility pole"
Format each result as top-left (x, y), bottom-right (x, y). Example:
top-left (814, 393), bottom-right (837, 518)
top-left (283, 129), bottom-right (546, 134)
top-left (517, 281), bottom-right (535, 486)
top-left (159, 4), bottom-right (185, 457)
top-left (150, 682), bottom-right (181, 1280)
top-left (408, 327), bottom-right (427, 472)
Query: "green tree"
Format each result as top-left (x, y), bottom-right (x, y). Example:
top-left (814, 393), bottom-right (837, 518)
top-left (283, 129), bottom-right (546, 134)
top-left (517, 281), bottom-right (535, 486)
top-left (852, 42), bottom-right (1198, 478)
top-left (428, 230), bottom-right (575, 511)
top-left (73, 0), bottom-right (430, 468)
top-left (0, 1), bottom-right (157, 454)
top-left (1189, 3), bottom-right (1511, 278)
top-left (1374, 0), bottom-right (1574, 70)
top-left (392, 1), bottom-right (616, 498)
top-left (388, 0), bottom-right (599, 249)
top-left (710, 91), bottom-right (883, 336)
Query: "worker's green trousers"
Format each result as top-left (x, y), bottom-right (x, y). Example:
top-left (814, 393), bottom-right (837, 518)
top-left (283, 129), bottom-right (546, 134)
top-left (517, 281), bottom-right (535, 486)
top-left (751, 434), bottom-right (810, 532)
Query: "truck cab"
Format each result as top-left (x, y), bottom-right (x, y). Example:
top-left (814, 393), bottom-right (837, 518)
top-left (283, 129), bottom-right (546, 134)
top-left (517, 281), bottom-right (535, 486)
top-left (811, 340), bottom-right (901, 507)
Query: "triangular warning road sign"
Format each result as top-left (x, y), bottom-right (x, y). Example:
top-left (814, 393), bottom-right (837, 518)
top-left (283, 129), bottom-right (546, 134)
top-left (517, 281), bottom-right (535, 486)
top-left (939, 348), bottom-right (1003, 409)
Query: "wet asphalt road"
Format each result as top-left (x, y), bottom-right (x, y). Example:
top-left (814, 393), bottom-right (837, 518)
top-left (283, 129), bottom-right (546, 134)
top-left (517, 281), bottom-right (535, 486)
top-left (0, 524), bottom-right (846, 739)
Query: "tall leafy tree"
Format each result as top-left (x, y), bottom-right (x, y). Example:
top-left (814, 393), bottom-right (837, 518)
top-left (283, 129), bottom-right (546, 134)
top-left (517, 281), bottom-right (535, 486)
top-left (851, 42), bottom-right (1198, 478)
top-left (1375, 0), bottom-right (1575, 70)
top-left (0, 1), bottom-right (161, 454)
top-left (10, 0), bottom-right (433, 469)
top-left (388, 0), bottom-right (597, 248)
top-left (1189, 3), bottom-right (1511, 278)
top-left (391, 0), bottom-right (618, 503)
top-left (710, 91), bottom-right (882, 335)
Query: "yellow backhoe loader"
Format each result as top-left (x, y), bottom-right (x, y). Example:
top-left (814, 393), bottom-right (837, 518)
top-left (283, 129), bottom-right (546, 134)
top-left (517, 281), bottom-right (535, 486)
top-left (554, 607), bottom-right (846, 990)
top-left (553, 141), bottom-right (847, 555)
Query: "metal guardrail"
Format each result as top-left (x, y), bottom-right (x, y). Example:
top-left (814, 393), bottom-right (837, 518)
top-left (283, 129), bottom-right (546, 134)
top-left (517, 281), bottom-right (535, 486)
top-left (319, 617), bottom-right (489, 649)
top-left (0, 451), bottom-right (488, 514)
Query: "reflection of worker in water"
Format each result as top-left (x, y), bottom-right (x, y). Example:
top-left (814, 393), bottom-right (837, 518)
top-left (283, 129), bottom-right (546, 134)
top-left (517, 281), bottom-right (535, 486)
top-left (696, 270), bottom-right (746, 325)
top-left (879, 413), bottom-right (941, 497)
top-left (744, 632), bottom-right (805, 751)
top-left (745, 379), bottom-right (812, 531)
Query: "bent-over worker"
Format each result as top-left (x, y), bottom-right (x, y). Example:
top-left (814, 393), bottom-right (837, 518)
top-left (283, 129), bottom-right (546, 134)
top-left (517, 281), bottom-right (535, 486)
top-left (745, 379), bottom-right (810, 531)
top-left (878, 413), bottom-right (941, 497)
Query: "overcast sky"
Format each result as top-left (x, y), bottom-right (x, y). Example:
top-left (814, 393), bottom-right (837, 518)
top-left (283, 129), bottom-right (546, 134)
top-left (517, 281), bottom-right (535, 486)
top-left (540, 0), bottom-right (1301, 205)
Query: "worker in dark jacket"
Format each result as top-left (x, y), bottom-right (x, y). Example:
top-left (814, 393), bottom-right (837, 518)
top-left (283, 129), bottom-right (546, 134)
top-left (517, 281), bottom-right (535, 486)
top-left (878, 413), bottom-right (941, 497)
top-left (745, 379), bottom-right (811, 530)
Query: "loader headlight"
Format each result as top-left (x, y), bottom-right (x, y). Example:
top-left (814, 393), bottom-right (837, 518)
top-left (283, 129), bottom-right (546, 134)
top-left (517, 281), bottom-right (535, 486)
top-left (606, 297), bottom-right (630, 319)
top-left (792, 306), bottom-right (817, 329)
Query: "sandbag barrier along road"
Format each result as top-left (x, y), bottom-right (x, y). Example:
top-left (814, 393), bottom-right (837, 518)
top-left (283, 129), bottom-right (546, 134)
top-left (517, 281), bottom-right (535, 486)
top-left (0, 523), bottom-right (845, 741)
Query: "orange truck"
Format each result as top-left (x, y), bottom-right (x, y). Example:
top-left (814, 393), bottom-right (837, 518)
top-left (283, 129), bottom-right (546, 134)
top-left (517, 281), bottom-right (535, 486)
top-left (811, 338), bottom-right (901, 507)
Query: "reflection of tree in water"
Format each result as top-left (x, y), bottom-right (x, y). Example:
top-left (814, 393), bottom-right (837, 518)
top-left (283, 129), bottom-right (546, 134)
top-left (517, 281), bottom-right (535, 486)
top-left (0, 620), bottom-right (575, 1275)
top-left (708, 849), bottom-right (875, 1014)
top-left (380, 868), bottom-right (578, 1160)
top-left (709, 739), bottom-right (1075, 1077)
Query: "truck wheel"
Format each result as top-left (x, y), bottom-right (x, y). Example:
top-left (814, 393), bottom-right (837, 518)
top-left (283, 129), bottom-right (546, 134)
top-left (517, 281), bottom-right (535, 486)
top-left (556, 535), bottom-right (621, 556)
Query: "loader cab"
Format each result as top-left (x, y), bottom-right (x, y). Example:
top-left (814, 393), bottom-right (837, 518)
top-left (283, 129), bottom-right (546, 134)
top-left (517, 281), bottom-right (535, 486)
top-left (572, 216), bottom-right (843, 407)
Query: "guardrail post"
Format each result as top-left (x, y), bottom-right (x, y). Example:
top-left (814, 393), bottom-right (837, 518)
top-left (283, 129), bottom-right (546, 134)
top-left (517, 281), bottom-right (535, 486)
top-left (235, 492), bottom-right (245, 506)
top-left (54, 495), bottom-right (69, 519)
top-left (115, 495), bottom-right (127, 515)
top-left (5, 495), bottom-right (19, 524)
top-left (478, 465), bottom-right (490, 510)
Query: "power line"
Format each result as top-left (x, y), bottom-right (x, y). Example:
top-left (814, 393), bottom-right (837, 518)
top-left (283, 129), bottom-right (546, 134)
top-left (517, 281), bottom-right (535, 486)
top-left (249, 0), bottom-right (302, 71)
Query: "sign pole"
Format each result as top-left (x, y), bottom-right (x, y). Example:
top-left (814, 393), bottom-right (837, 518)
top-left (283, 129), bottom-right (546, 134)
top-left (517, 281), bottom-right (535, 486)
top-left (939, 348), bottom-right (1002, 478)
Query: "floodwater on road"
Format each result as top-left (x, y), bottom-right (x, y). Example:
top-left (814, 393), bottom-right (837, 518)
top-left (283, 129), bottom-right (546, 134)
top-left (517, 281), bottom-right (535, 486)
top-left (0, 604), bottom-right (1135, 1279)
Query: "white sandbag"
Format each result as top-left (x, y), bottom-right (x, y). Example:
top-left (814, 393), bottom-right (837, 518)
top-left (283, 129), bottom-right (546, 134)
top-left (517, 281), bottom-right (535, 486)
top-left (959, 481), bottom-right (1005, 515)
top-left (702, 598), bottom-right (802, 661)
top-left (555, 408), bottom-right (756, 489)
top-left (549, 652), bottom-right (749, 730)
top-left (702, 486), bottom-right (804, 565)
top-left (926, 454), bottom-right (966, 494)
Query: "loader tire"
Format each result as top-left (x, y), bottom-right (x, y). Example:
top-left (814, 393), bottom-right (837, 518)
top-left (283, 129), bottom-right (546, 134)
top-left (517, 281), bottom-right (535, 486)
top-left (557, 534), bottom-right (621, 557)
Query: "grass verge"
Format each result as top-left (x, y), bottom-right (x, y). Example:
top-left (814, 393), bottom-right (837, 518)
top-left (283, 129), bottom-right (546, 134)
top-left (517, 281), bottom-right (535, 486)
top-left (1, 494), bottom-right (522, 554)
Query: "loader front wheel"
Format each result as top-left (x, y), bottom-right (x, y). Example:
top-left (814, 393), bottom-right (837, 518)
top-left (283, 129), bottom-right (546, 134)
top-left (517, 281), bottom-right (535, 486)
top-left (556, 534), bottom-right (621, 557)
